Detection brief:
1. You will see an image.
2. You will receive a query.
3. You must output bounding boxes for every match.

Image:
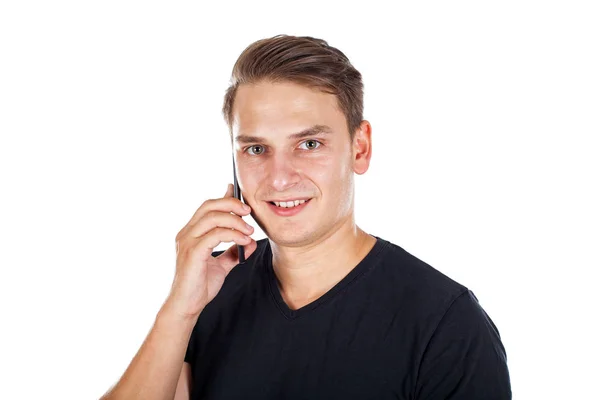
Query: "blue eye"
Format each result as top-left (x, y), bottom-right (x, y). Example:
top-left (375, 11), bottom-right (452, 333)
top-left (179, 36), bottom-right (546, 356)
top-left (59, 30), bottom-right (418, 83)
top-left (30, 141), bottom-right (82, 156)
top-left (300, 140), bottom-right (321, 150)
top-left (245, 145), bottom-right (264, 155)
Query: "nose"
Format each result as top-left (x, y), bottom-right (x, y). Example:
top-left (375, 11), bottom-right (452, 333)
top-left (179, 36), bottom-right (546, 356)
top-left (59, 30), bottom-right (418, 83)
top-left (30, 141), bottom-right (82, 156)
top-left (266, 152), bottom-right (301, 192)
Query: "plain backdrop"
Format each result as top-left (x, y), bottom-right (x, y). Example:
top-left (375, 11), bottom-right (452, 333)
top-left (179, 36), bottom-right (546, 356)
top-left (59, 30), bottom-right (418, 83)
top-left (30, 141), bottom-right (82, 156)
top-left (1, 1), bottom-right (598, 399)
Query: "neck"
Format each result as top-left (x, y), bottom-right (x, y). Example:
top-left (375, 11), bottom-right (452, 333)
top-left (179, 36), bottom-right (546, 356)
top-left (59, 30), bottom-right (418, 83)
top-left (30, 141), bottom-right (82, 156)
top-left (268, 215), bottom-right (377, 308)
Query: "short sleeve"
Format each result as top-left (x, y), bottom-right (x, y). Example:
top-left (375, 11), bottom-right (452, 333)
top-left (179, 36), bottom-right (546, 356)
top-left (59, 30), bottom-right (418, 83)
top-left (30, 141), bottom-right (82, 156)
top-left (184, 324), bottom-right (196, 365)
top-left (414, 290), bottom-right (512, 399)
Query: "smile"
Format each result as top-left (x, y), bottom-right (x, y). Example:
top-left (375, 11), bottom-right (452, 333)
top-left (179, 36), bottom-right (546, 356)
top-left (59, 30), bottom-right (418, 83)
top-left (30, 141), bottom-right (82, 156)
top-left (270, 199), bottom-right (308, 208)
top-left (266, 198), bottom-right (312, 216)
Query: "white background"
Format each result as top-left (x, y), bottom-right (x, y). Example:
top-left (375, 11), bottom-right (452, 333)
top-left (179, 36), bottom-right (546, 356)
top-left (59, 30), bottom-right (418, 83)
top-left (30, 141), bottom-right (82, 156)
top-left (1, 1), bottom-right (598, 399)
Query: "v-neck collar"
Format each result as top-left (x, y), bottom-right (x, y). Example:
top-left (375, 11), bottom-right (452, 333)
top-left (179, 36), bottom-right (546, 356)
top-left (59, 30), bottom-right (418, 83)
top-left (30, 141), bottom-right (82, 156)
top-left (263, 235), bottom-right (389, 320)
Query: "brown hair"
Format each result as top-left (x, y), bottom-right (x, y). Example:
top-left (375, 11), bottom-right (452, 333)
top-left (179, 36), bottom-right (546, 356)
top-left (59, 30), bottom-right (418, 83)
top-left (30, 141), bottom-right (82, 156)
top-left (222, 34), bottom-right (364, 141)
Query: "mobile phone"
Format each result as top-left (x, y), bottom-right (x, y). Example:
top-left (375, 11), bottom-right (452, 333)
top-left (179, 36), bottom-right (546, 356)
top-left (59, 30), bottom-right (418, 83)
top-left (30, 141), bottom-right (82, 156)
top-left (232, 156), bottom-right (246, 264)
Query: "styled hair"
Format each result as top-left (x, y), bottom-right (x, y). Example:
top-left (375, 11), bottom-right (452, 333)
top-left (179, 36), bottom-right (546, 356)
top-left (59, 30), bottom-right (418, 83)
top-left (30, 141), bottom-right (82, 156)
top-left (222, 34), bottom-right (364, 140)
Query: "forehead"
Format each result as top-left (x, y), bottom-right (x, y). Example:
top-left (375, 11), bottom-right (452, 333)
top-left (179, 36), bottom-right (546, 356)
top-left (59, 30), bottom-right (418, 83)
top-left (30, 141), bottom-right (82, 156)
top-left (232, 81), bottom-right (344, 137)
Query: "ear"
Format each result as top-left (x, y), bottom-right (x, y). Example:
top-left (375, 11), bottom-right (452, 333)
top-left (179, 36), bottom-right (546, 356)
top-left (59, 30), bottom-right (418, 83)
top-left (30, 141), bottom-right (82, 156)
top-left (352, 120), bottom-right (372, 175)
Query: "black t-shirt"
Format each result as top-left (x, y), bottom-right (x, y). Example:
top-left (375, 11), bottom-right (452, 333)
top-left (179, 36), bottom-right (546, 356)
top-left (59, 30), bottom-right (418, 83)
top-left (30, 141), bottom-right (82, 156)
top-left (185, 236), bottom-right (511, 399)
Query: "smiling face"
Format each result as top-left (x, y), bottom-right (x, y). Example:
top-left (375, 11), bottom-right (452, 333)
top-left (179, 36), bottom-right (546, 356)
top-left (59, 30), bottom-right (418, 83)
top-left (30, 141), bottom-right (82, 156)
top-left (231, 80), bottom-right (371, 247)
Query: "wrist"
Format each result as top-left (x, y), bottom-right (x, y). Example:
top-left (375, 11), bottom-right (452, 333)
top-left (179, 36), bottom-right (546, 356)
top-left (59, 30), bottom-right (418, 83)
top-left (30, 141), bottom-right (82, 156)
top-left (157, 298), bottom-right (203, 327)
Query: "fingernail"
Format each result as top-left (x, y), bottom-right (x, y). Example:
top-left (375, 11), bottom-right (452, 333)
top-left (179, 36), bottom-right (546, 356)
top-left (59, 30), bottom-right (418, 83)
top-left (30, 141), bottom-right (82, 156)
top-left (243, 204), bottom-right (251, 211)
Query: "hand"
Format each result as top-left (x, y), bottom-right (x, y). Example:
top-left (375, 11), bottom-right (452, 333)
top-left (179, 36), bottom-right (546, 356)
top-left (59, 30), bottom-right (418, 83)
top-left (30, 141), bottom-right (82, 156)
top-left (165, 184), bottom-right (257, 319)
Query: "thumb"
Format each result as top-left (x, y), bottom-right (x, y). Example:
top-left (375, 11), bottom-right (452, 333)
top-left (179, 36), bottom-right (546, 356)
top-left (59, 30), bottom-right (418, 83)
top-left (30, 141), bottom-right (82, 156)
top-left (218, 239), bottom-right (258, 272)
top-left (224, 183), bottom-right (234, 198)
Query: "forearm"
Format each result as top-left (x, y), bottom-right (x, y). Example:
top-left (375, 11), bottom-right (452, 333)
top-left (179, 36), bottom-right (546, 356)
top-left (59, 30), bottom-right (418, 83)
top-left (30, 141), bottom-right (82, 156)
top-left (101, 301), bottom-right (199, 400)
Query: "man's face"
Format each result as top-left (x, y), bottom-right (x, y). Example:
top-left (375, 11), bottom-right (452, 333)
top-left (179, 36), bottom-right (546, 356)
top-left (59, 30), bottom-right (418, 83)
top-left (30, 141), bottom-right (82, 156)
top-left (232, 80), bottom-right (368, 247)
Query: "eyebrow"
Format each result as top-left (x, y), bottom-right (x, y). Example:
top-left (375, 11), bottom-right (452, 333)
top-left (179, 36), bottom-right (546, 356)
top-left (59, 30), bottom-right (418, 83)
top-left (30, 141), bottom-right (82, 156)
top-left (235, 124), bottom-right (333, 144)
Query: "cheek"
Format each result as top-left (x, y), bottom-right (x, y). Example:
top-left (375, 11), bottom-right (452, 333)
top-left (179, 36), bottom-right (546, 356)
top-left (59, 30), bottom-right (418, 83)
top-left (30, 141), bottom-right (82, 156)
top-left (310, 154), bottom-right (352, 195)
top-left (238, 166), bottom-right (261, 192)
top-left (306, 154), bottom-right (340, 180)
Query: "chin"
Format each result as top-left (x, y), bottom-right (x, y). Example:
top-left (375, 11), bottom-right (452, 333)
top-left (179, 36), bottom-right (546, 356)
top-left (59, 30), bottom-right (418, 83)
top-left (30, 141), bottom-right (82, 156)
top-left (266, 227), bottom-right (316, 248)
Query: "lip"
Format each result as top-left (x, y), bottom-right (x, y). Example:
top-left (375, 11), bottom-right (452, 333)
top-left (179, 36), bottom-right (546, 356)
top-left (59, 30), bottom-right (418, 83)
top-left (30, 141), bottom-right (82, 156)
top-left (266, 199), bottom-right (311, 217)
top-left (266, 197), bottom-right (312, 202)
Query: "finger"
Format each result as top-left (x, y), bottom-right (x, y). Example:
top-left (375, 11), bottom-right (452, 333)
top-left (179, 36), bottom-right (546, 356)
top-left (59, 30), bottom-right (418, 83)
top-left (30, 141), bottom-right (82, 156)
top-left (224, 183), bottom-right (233, 197)
top-left (193, 227), bottom-right (252, 261)
top-left (218, 238), bottom-right (258, 272)
top-left (184, 195), bottom-right (251, 232)
top-left (188, 210), bottom-right (254, 239)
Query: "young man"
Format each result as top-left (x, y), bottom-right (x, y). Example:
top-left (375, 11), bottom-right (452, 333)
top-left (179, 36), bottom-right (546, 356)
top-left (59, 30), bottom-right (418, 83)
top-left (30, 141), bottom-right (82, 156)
top-left (101, 35), bottom-right (511, 399)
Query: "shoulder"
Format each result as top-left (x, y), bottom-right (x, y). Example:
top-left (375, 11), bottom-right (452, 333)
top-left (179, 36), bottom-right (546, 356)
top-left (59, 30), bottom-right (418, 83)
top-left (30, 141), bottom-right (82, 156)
top-left (372, 237), bottom-right (468, 314)
top-left (373, 238), bottom-right (510, 397)
top-left (374, 236), bottom-right (503, 339)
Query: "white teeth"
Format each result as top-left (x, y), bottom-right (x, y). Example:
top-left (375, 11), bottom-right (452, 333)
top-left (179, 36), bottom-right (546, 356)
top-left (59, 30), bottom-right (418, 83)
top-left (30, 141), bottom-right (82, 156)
top-left (273, 199), bottom-right (308, 208)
